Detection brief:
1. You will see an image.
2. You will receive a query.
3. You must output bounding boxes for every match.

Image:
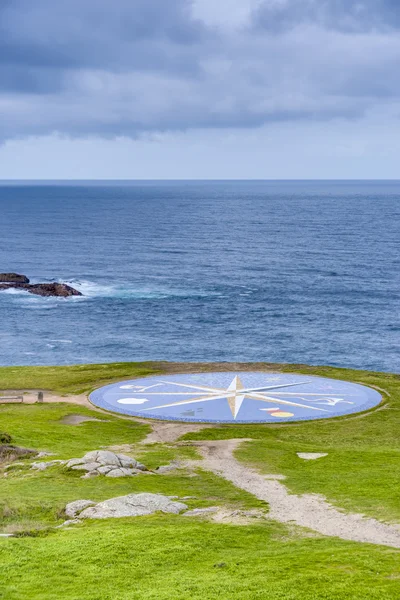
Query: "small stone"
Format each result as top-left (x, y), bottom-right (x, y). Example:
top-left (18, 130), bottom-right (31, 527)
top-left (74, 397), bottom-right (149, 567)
top-left (66, 458), bottom-right (83, 468)
top-left (56, 519), bottom-right (81, 528)
top-left (105, 468), bottom-right (134, 478)
top-left (297, 453), bottom-right (328, 461)
top-left (135, 462), bottom-right (147, 471)
top-left (31, 460), bottom-right (62, 471)
top-left (71, 462), bottom-right (101, 472)
top-left (156, 462), bottom-right (180, 474)
top-left (97, 465), bottom-right (114, 475)
top-left (65, 499), bottom-right (95, 518)
top-left (90, 450), bottom-right (121, 467)
top-left (117, 454), bottom-right (137, 468)
top-left (81, 471), bottom-right (99, 479)
top-left (36, 452), bottom-right (55, 458)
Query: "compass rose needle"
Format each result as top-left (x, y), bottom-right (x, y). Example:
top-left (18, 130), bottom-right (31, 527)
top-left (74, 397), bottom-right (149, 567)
top-left (139, 392), bottom-right (235, 412)
top-left (157, 380), bottom-right (229, 394)
top-left (138, 375), bottom-right (328, 418)
top-left (150, 378), bottom-right (312, 397)
top-left (227, 375), bottom-right (246, 418)
top-left (244, 392), bottom-right (329, 412)
top-left (240, 381), bottom-right (312, 394)
top-left (141, 376), bottom-right (246, 418)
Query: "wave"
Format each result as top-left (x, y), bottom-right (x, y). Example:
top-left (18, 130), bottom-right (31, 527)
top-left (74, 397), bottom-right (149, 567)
top-left (64, 279), bottom-right (220, 300)
top-left (0, 279), bottom-right (222, 304)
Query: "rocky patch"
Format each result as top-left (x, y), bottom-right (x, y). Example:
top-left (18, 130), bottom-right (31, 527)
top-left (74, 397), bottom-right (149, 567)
top-left (66, 493), bottom-right (188, 520)
top-left (65, 450), bottom-right (147, 479)
top-left (155, 461), bottom-right (181, 474)
top-left (59, 414), bottom-right (104, 426)
top-left (31, 460), bottom-right (64, 471)
top-left (0, 273), bottom-right (29, 283)
top-left (0, 274), bottom-right (82, 297)
top-left (65, 500), bottom-right (96, 519)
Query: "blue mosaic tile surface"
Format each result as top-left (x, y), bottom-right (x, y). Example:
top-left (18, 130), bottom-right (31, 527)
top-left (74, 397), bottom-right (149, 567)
top-left (89, 372), bottom-right (382, 423)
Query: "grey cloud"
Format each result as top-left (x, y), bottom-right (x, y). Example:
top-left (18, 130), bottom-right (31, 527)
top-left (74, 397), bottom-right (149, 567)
top-left (0, 0), bottom-right (400, 140)
top-left (252, 0), bottom-right (400, 33)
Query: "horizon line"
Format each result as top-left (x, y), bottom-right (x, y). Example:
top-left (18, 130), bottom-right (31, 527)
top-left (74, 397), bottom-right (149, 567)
top-left (1, 178), bottom-right (400, 184)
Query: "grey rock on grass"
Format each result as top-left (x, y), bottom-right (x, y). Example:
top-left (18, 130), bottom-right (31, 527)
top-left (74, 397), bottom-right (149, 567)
top-left (65, 450), bottom-right (147, 479)
top-left (297, 453), bottom-right (328, 460)
top-left (65, 499), bottom-right (96, 518)
top-left (79, 493), bottom-right (188, 519)
top-left (31, 460), bottom-right (64, 471)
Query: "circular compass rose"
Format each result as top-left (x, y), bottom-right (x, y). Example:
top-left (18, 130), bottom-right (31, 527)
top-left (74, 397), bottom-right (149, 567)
top-left (90, 372), bottom-right (382, 423)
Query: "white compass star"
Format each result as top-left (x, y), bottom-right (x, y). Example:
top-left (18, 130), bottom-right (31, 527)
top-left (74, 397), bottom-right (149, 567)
top-left (128, 375), bottom-right (341, 419)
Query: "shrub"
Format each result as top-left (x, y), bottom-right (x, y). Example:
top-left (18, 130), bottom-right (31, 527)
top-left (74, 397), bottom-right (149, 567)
top-left (0, 432), bottom-right (12, 444)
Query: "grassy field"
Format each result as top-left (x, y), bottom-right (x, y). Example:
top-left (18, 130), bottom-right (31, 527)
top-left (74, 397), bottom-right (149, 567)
top-left (0, 362), bottom-right (399, 599)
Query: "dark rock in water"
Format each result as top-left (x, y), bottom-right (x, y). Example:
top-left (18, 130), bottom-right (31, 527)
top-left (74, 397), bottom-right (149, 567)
top-left (0, 273), bottom-right (30, 283)
top-left (23, 283), bottom-right (82, 298)
top-left (0, 282), bottom-right (82, 297)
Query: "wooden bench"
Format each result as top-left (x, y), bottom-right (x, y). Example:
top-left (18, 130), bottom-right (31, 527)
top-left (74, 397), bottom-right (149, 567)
top-left (0, 396), bottom-right (23, 404)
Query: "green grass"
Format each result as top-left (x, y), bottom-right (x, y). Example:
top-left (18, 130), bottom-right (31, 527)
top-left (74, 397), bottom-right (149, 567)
top-left (0, 403), bottom-right (149, 457)
top-left (0, 403), bottom-right (264, 533)
top-left (1, 518), bottom-right (399, 600)
top-left (183, 365), bottom-right (400, 523)
top-left (0, 362), bottom-right (160, 394)
top-left (0, 361), bottom-right (399, 599)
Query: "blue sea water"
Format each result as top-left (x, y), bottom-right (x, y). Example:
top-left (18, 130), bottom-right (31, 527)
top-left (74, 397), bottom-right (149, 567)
top-left (0, 180), bottom-right (399, 372)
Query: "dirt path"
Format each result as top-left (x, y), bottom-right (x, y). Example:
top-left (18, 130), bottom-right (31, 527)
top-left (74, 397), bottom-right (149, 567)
top-left (0, 391), bottom-right (90, 407)
top-left (141, 421), bottom-right (213, 444)
top-left (189, 439), bottom-right (400, 549)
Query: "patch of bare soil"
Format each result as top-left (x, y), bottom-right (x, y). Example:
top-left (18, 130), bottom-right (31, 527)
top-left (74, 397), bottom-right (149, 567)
top-left (59, 414), bottom-right (105, 425)
top-left (188, 439), bottom-right (400, 549)
top-left (0, 391), bottom-right (91, 407)
top-left (141, 421), bottom-right (213, 444)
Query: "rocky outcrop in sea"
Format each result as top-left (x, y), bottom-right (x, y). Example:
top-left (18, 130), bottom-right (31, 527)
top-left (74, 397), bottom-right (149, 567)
top-left (0, 273), bottom-right (82, 297)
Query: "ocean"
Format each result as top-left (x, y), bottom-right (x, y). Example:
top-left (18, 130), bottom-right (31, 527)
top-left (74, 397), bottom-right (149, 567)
top-left (0, 180), bottom-right (399, 372)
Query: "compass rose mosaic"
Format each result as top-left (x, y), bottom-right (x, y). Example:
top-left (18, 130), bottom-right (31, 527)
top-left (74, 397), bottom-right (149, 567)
top-left (89, 372), bottom-right (382, 423)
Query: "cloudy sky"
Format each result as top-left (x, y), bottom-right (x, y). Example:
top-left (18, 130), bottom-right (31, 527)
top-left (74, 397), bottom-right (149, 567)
top-left (1, 0), bottom-right (399, 179)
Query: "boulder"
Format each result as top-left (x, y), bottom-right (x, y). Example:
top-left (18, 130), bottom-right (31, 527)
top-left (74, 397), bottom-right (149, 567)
top-left (65, 499), bottom-right (96, 518)
top-left (22, 283), bottom-right (82, 298)
top-left (78, 493), bottom-right (188, 519)
top-left (0, 273), bottom-right (29, 283)
top-left (71, 462), bottom-right (102, 472)
top-left (65, 450), bottom-right (147, 479)
top-left (105, 467), bottom-right (134, 478)
top-left (0, 282), bottom-right (82, 297)
top-left (97, 465), bottom-right (115, 475)
top-left (83, 451), bottom-right (121, 467)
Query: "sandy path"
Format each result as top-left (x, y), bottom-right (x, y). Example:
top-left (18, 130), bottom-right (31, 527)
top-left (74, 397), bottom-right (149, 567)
top-left (141, 421), bottom-right (213, 444)
top-left (190, 439), bottom-right (400, 549)
top-left (0, 391), bottom-right (90, 407)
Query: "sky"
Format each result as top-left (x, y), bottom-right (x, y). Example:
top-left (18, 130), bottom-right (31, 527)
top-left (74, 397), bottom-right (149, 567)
top-left (1, 0), bottom-right (400, 179)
